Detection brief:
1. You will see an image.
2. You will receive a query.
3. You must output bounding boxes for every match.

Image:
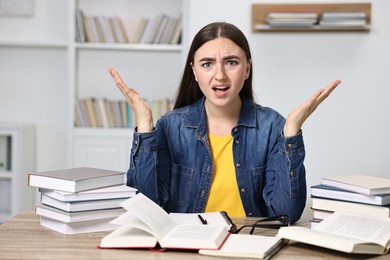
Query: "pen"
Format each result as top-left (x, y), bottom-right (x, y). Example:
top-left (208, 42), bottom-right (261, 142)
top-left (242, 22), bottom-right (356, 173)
top-left (197, 214), bottom-right (207, 225)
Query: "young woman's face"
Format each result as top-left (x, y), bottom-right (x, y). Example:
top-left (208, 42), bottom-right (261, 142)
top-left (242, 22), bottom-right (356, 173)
top-left (192, 37), bottom-right (251, 109)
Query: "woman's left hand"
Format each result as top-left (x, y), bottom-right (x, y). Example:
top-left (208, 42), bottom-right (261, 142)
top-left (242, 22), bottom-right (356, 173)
top-left (284, 80), bottom-right (341, 137)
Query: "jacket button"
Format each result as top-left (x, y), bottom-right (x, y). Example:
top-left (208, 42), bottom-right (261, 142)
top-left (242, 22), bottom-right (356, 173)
top-left (236, 163), bottom-right (241, 168)
top-left (241, 188), bottom-right (246, 193)
top-left (287, 143), bottom-right (293, 148)
top-left (235, 140), bottom-right (239, 144)
top-left (234, 128), bottom-right (238, 132)
top-left (290, 171), bottom-right (295, 177)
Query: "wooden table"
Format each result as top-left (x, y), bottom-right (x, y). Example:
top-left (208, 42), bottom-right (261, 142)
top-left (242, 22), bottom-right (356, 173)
top-left (0, 211), bottom-right (388, 259)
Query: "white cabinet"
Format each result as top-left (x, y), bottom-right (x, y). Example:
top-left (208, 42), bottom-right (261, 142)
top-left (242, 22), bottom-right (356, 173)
top-left (0, 124), bottom-right (35, 223)
top-left (71, 128), bottom-right (133, 172)
top-left (68, 0), bottom-right (187, 169)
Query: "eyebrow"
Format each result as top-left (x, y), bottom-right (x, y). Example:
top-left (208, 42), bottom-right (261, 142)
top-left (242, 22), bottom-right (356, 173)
top-left (198, 55), bottom-right (241, 63)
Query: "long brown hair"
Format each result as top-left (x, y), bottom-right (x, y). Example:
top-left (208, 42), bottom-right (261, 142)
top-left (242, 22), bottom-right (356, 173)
top-left (173, 22), bottom-right (254, 109)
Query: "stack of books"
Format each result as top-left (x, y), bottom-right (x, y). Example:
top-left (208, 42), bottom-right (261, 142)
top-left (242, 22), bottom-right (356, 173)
top-left (319, 11), bottom-right (367, 29)
top-left (310, 174), bottom-right (390, 228)
top-left (28, 167), bottom-right (137, 234)
top-left (265, 12), bottom-right (318, 28)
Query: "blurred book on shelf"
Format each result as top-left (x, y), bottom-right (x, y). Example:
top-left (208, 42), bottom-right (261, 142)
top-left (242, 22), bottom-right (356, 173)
top-left (319, 11), bottom-right (367, 29)
top-left (265, 12), bottom-right (318, 27)
top-left (75, 97), bottom-right (174, 128)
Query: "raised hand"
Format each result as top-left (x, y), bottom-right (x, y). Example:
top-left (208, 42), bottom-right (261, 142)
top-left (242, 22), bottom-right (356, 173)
top-left (108, 67), bottom-right (154, 132)
top-left (284, 80), bottom-right (341, 137)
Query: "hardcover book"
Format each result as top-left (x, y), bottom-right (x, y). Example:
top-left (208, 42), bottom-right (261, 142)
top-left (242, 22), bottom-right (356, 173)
top-left (199, 234), bottom-right (287, 259)
top-left (311, 184), bottom-right (390, 206)
top-left (35, 204), bottom-right (126, 223)
top-left (39, 185), bottom-right (137, 202)
top-left (28, 167), bottom-right (125, 193)
top-left (40, 215), bottom-right (119, 235)
top-left (311, 197), bottom-right (390, 217)
top-left (321, 174), bottom-right (390, 195)
top-left (40, 194), bottom-right (126, 212)
top-left (98, 193), bottom-right (229, 250)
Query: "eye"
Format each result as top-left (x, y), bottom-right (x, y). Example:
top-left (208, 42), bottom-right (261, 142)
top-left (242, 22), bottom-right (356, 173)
top-left (200, 62), bottom-right (212, 69)
top-left (227, 60), bottom-right (238, 66)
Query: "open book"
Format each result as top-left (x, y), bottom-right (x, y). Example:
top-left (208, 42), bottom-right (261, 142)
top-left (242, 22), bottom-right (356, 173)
top-left (277, 212), bottom-right (390, 255)
top-left (98, 193), bottom-right (229, 250)
top-left (169, 211), bottom-right (235, 232)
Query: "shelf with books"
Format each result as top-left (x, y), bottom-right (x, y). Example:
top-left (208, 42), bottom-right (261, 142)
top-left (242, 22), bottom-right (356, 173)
top-left (75, 10), bottom-right (183, 45)
top-left (252, 3), bottom-right (371, 33)
top-left (74, 97), bottom-right (174, 128)
top-left (0, 124), bottom-right (35, 223)
top-left (68, 0), bottom-right (187, 169)
top-left (75, 42), bottom-right (182, 52)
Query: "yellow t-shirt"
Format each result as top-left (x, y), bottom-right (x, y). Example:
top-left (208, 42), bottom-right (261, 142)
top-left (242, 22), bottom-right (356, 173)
top-left (205, 133), bottom-right (246, 217)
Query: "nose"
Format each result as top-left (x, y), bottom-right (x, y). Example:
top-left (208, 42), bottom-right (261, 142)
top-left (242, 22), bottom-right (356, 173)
top-left (215, 63), bottom-right (227, 80)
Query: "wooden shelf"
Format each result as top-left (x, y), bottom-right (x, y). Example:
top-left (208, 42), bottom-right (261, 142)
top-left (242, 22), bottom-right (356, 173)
top-left (252, 3), bottom-right (371, 33)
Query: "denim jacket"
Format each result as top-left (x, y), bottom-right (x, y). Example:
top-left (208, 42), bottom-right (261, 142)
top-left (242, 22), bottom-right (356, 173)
top-left (127, 96), bottom-right (307, 223)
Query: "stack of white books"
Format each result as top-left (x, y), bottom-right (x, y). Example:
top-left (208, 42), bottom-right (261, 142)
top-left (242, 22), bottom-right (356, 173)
top-left (319, 11), bottom-right (367, 29)
top-left (28, 167), bottom-right (137, 234)
top-left (309, 174), bottom-right (390, 228)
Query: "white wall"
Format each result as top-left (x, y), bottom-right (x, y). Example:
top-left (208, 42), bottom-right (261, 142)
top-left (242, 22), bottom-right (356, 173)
top-left (0, 0), bottom-right (69, 171)
top-left (188, 0), bottom-right (390, 219)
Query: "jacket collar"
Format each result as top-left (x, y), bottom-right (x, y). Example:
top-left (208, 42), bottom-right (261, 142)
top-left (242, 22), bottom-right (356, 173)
top-left (183, 95), bottom-right (257, 131)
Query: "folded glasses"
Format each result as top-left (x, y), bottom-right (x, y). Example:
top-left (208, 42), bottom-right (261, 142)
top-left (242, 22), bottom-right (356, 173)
top-left (230, 214), bottom-right (290, 235)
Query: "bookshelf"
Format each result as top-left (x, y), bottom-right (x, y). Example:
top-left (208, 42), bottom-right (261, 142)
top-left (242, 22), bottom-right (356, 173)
top-left (252, 3), bottom-right (371, 32)
top-left (0, 124), bottom-right (35, 223)
top-left (68, 0), bottom-right (187, 170)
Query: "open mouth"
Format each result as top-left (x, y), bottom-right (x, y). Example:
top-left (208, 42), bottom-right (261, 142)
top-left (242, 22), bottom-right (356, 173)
top-left (212, 86), bottom-right (229, 93)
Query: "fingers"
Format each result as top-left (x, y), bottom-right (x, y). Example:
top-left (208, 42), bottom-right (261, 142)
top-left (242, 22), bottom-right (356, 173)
top-left (108, 67), bottom-right (142, 107)
top-left (312, 79), bottom-right (341, 108)
top-left (108, 67), bottom-right (130, 98)
top-left (320, 79), bottom-right (341, 98)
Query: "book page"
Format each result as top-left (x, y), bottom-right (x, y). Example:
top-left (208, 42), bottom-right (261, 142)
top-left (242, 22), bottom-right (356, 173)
top-left (119, 193), bottom-right (177, 239)
top-left (99, 226), bottom-right (157, 248)
top-left (160, 225), bottom-right (228, 249)
top-left (111, 211), bottom-right (155, 235)
top-left (277, 226), bottom-right (374, 253)
top-left (169, 212), bottom-right (231, 229)
top-left (316, 212), bottom-right (390, 247)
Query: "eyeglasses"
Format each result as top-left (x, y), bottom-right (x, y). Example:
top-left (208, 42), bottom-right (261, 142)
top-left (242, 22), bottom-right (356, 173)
top-left (230, 214), bottom-right (290, 235)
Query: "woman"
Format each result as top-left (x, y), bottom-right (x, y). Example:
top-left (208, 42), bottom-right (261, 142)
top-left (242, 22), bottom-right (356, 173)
top-left (109, 22), bottom-right (340, 223)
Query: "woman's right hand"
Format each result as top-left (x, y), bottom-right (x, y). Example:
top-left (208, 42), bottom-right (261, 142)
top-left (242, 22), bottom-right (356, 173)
top-left (108, 67), bottom-right (154, 132)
